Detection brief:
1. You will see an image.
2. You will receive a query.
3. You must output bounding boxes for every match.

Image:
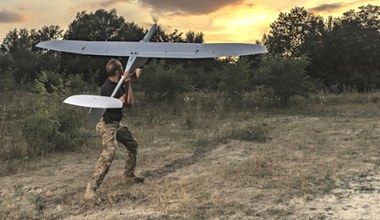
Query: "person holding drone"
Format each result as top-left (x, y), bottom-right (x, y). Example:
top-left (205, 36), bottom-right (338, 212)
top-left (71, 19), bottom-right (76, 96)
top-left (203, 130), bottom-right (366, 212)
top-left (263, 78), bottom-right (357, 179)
top-left (84, 59), bottom-right (144, 201)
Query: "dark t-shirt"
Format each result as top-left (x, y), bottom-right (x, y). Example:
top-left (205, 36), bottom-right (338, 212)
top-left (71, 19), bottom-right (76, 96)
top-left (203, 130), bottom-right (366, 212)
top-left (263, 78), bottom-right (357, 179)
top-left (100, 79), bottom-right (125, 123)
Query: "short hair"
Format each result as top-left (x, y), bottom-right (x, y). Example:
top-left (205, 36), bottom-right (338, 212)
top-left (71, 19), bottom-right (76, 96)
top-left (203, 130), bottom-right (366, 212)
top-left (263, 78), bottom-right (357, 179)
top-left (105, 59), bottom-right (123, 77)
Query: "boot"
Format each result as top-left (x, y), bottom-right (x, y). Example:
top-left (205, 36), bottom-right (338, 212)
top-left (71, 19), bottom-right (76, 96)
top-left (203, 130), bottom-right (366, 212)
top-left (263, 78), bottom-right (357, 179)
top-left (84, 183), bottom-right (97, 201)
top-left (122, 174), bottom-right (145, 184)
top-left (123, 150), bottom-right (144, 184)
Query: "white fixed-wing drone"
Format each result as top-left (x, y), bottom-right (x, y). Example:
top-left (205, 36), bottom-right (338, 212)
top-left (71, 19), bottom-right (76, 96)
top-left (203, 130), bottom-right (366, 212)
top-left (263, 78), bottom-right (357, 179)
top-left (37, 24), bottom-right (268, 123)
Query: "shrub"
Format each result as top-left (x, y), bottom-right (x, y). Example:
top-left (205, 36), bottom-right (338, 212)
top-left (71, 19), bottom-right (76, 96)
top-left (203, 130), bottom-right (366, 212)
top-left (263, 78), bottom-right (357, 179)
top-left (33, 70), bottom-right (69, 95)
top-left (22, 114), bottom-right (59, 155)
top-left (254, 56), bottom-right (312, 106)
top-left (137, 60), bottom-right (190, 101)
top-left (217, 58), bottom-right (251, 98)
top-left (0, 69), bottom-right (17, 91)
top-left (66, 74), bottom-right (89, 94)
top-left (21, 106), bottom-right (87, 155)
top-left (21, 93), bottom-right (88, 156)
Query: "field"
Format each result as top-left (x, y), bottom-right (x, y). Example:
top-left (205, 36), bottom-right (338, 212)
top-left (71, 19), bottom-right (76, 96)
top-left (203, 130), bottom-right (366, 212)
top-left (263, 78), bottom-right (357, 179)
top-left (1, 92), bottom-right (380, 219)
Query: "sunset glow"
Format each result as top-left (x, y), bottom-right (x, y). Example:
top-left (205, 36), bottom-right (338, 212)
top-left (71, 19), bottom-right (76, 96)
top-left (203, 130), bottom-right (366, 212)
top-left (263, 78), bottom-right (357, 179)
top-left (0, 0), bottom-right (376, 43)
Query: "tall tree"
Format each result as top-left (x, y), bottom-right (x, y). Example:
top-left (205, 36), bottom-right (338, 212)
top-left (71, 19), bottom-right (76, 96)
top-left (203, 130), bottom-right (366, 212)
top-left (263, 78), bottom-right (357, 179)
top-left (65, 9), bottom-right (144, 41)
top-left (0, 26), bottom-right (63, 84)
top-left (29, 25), bottom-right (63, 52)
top-left (185, 31), bottom-right (204, 43)
top-left (63, 9), bottom-right (145, 83)
top-left (313, 4), bottom-right (380, 90)
top-left (1, 29), bottom-right (31, 54)
top-left (263, 7), bottom-right (325, 57)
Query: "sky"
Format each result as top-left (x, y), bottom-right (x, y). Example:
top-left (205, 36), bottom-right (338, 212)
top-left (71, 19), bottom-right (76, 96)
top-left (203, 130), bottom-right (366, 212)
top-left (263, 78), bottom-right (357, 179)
top-left (0, 0), bottom-right (376, 43)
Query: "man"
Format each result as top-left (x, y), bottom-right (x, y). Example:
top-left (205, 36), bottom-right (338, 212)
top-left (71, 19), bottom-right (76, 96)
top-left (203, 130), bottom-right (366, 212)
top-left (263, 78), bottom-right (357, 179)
top-left (84, 58), bottom-right (144, 201)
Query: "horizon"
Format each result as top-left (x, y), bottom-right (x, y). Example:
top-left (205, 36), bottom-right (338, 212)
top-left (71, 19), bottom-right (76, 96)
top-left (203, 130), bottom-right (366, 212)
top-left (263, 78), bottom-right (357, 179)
top-left (0, 0), bottom-right (376, 43)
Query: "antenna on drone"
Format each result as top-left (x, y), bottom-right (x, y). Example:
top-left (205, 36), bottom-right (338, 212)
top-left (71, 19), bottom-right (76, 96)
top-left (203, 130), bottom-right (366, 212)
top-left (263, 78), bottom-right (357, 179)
top-left (142, 19), bottom-right (158, 42)
top-left (151, 13), bottom-right (158, 25)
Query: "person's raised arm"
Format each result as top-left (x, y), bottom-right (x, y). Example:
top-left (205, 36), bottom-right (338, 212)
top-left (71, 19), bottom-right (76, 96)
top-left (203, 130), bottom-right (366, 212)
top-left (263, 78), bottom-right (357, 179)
top-left (123, 71), bottom-right (134, 108)
top-left (130, 68), bottom-right (143, 80)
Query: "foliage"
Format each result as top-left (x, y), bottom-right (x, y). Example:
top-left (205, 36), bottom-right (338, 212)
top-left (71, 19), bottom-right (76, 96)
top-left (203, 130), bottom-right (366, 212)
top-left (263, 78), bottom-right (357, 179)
top-left (137, 61), bottom-right (190, 101)
top-left (21, 105), bottom-right (87, 156)
top-left (0, 26), bottom-right (63, 84)
top-left (185, 63), bottom-right (220, 91)
top-left (65, 9), bottom-right (144, 41)
top-left (217, 58), bottom-right (252, 97)
top-left (13, 70), bottom-right (88, 156)
top-left (263, 4), bottom-right (380, 92)
top-left (185, 31), bottom-right (204, 43)
top-left (253, 56), bottom-right (311, 106)
top-left (1, 29), bottom-right (31, 54)
top-left (150, 26), bottom-right (203, 43)
top-left (33, 70), bottom-right (69, 95)
top-left (0, 69), bottom-right (17, 91)
top-left (309, 4), bottom-right (380, 91)
top-left (66, 74), bottom-right (90, 94)
top-left (0, 6), bottom-right (379, 91)
top-left (263, 7), bottom-right (325, 57)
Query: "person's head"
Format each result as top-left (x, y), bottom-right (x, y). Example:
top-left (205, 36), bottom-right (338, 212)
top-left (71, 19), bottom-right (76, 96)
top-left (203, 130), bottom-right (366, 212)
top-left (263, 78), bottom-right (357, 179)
top-left (105, 59), bottom-right (123, 78)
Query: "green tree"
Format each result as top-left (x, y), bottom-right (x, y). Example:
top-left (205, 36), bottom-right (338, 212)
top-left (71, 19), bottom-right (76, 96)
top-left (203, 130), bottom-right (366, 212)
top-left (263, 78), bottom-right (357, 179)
top-left (184, 64), bottom-right (220, 91)
top-left (65, 9), bottom-right (144, 41)
top-left (63, 9), bottom-right (145, 84)
top-left (218, 58), bottom-right (251, 97)
top-left (1, 29), bottom-right (31, 54)
top-left (312, 4), bottom-right (380, 90)
top-left (0, 26), bottom-right (64, 84)
top-left (254, 56), bottom-right (311, 106)
top-left (0, 52), bottom-right (12, 72)
top-left (137, 60), bottom-right (190, 101)
top-left (185, 31), bottom-right (204, 43)
top-left (263, 7), bottom-right (325, 57)
top-left (21, 70), bottom-right (88, 156)
top-left (0, 29), bottom-right (36, 83)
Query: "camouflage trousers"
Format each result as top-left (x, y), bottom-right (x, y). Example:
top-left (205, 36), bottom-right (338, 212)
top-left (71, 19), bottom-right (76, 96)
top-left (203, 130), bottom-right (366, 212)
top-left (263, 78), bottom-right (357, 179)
top-left (87, 119), bottom-right (138, 192)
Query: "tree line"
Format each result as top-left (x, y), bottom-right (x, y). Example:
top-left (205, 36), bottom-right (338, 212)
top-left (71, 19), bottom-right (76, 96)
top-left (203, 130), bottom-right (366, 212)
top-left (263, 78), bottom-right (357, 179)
top-left (263, 5), bottom-right (380, 92)
top-left (0, 5), bottom-right (379, 104)
top-left (0, 5), bottom-right (379, 158)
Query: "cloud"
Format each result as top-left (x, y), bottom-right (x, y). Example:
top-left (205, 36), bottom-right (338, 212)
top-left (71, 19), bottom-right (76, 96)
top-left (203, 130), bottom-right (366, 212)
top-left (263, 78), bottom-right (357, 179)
top-left (309, 3), bottom-right (343, 13)
top-left (309, 3), bottom-right (344, 12)
top-left (139, 0), bottom-right (244, 15)
top-left (0, 9), bottom-right (25, 23)
top-left (100, 0), bottom-right (127, 7)
top-left (309, 0), bottom-right (378, 14)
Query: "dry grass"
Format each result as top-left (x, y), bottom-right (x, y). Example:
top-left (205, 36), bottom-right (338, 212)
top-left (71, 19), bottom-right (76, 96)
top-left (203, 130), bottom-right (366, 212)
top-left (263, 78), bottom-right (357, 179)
top-left (1, 91), bottom-right (380, 219)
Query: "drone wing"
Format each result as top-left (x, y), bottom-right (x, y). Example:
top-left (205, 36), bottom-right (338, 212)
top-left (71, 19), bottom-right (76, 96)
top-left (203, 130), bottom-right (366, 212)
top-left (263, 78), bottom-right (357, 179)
top-left (36, 40), bottom-right (267, 58)
top-left (64, 95), bottom-right (122, 108)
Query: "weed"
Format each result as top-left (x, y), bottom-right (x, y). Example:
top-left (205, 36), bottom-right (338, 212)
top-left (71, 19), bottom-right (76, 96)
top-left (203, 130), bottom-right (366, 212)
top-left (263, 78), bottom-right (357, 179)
top-left (229, 124), bottom-right (269, 142)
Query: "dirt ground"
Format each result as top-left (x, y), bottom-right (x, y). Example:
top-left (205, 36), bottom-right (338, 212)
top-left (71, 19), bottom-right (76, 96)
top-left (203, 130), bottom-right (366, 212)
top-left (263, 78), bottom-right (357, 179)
top-left (1, 106), bottom-right (380, 219)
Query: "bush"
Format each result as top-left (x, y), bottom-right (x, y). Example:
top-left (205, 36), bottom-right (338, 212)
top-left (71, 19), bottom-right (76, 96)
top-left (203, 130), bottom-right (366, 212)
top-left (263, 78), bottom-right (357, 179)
top-left (21, 105), bottom-right (87, 156)
top-left (0, 69), bottom-right (17, 91)
top-left (218, 57), bottom-right (251, 98)
top-left (137, 60), bottom-right (190, 101)
top-left (254, 56), bottom-right (312, 106)
top-left (22, 114), bottom-right (59, 155)
top-left (20, 91), bottom-right (88, 156)
top-left (34, 70), bottom-right (69, 95)
top-left (66, 74), bottom-right (90, 94)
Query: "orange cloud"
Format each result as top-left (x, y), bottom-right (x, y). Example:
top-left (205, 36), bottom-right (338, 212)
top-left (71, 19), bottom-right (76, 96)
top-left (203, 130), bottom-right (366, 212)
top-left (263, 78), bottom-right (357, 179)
top-left (100, 0), bottom-right (128, 7)
top-left (0, 9), bottom-right (25, 23)
top-left (309, 3), bottom-right (343, 13)
top-left (139, 0), bottom-right (244, 15)
top-left (309, 0), bottom-right (379, 15)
